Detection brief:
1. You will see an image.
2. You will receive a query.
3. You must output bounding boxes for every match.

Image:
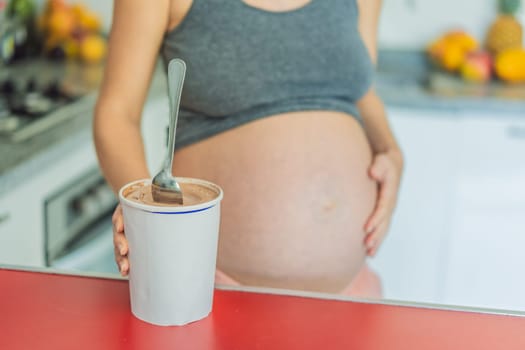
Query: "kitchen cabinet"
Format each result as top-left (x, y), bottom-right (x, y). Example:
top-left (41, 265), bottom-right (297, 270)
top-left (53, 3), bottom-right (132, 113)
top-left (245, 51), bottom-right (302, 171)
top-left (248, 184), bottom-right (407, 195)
top-left (371, 106), bottom-right (525, 311)
top-left (443, 113), bottom-right (525, 310)
top-left (456, 113), bottom-right (525, 182)
top-left (369, 107), bottom-right (462, 304)
top-left (0, 185), bottom-right (43, 266)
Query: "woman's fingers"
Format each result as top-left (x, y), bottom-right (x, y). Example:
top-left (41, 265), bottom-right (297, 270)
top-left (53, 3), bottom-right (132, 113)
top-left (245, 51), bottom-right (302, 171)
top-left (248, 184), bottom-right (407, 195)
top-left (363, 150), bottom-right (402, 255)
top-left (111, 204), bottom-right (129, 275)
top-left (120, 259), bottom-right (129, 276)
top-left (112, 204), bottom-right (123, 229)
top-left (364, 182), bottom-right (393, 255)
top-left (365, 155), bottom-right (391, 232)
top-left (365, 171), bottom-right (395, 234)
top-left (113, 238), bottom-right (129, 276)
top-left (365, 221), bottom-right (389, 257)
top-left (112, 205), bottom-right (128, 254)
top-left (365, 220), bottom-right (383, 251)
top-left (114, 245), bottom-right (129, 276)
top-left (113, 223), bottom-right (128, 256)
top-left (114, 233), bottom-right (128, 256)
top-left (365, 192), bottom-right (388, 234)
top-left (369, 154), bottom-right (389, 181)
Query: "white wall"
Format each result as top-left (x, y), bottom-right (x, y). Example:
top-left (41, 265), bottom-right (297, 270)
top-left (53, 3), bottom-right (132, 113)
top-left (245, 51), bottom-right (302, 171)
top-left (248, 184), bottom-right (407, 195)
top-left (379, 0), bottom-right (525, 49)
top-left (79, 1), bottom-right (113, 32)
top-left (37, 1), bottom-right (524, 49)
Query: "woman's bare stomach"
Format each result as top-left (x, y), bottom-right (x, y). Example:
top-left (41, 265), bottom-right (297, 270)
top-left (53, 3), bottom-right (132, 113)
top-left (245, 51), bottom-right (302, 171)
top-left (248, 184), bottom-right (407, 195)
top-left (172, 110), bottom-right (377, 293)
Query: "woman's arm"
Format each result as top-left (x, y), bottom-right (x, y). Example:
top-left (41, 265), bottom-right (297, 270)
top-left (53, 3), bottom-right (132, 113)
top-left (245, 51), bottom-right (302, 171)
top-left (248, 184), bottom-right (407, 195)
top-left (93, 0), bottom-right (170, 194)
top-left (356, 0), bottom-right (401, 160)
top-left (356, 0), bottom-right (404, 256)
top-left (95, 0), bottom-right (171, 276)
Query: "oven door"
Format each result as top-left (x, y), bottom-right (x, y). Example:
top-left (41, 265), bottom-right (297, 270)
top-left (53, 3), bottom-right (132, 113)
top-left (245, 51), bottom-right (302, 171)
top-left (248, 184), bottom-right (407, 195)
top-left (50, 215), bottom-right (118, 274)
top-left (45, 166), bottom-right (119, 274)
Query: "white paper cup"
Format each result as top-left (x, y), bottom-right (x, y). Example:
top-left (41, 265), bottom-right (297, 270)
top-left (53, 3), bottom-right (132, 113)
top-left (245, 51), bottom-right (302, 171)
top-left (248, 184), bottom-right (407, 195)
top-left (119, 178), bottom-right (223, 326)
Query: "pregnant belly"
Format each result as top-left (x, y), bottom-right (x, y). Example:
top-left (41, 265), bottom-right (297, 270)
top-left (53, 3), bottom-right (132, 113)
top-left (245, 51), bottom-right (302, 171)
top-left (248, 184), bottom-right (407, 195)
top-left (172, 110), bottom-right (377, 293)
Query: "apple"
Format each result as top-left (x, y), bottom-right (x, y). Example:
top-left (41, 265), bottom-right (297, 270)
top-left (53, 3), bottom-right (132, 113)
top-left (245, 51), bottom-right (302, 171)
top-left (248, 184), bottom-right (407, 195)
top-left (460, 51), bottom-right (493, 83)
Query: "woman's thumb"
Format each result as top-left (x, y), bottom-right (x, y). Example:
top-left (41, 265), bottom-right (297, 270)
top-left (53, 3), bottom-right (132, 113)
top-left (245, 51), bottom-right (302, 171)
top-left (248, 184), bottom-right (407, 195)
top-left (369, 155), bottom-right (388, 181)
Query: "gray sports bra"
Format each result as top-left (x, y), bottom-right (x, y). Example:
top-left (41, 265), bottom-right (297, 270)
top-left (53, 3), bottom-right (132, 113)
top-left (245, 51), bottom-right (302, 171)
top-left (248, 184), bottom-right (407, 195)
top-left (161, 0), bottom-right (374, 148)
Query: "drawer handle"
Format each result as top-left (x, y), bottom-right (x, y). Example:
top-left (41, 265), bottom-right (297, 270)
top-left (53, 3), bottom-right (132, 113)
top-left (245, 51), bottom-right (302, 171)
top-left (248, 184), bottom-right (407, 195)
top-left (506, 126), bottom-right (525, 140)
top-left (0, 212), bottom-right (10, 224)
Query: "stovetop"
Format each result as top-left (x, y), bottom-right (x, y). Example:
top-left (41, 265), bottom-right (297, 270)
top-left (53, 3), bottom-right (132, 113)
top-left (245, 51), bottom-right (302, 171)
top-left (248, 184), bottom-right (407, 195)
top-left (0, 59), bottom-right (101, 142)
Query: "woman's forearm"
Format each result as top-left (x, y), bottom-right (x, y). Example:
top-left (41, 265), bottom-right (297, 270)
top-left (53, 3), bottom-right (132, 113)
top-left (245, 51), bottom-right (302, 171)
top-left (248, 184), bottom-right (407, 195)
top-left (91, 0), bottom-right (170, 195)
top-left (357, 90), bottom-right (404, 167)
top-left (93, 102), bottom-right (151, 194)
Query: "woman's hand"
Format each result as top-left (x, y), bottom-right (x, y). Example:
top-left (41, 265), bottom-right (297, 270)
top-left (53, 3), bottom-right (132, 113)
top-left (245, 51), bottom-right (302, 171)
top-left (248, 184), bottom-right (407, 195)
top-left (112, 205), bottom-right (129, 276)
top-left (364, 149), bottom-right (403, 257)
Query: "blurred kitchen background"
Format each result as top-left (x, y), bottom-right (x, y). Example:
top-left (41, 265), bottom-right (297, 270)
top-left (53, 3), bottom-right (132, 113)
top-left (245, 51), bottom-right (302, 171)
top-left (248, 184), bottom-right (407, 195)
top-left (1, 0), bottom-right (524, 313)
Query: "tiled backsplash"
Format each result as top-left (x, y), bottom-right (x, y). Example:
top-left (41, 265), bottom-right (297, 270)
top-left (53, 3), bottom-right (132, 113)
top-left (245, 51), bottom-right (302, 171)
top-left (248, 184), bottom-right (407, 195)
top-left (36, 0), bottom-right (524, 50)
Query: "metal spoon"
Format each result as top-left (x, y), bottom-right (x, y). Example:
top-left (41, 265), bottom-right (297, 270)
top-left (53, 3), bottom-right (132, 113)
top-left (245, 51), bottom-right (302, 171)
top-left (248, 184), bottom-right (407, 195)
top-left (151, 58), bottom-right (186, 204)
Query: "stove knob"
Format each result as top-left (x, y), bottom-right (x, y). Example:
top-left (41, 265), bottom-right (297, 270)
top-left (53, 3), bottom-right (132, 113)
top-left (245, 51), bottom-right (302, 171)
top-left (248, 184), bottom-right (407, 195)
top-left (1, 79), bottom-right (16, 95)
top-left (25, 78), bottom-right (37, 92)
top-left (44, 80), bottom-right (61, 99)
top-left (75, 191), bottom-right (99, 218)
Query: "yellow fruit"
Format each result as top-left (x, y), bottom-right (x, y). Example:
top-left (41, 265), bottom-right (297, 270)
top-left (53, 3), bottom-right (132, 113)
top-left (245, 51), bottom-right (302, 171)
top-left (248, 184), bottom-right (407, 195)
top-left (80, 12), bottom-right (102, 32)
top-left (461, 64), bottom-right (480, 82)
top-left (427, 31), bottom-right (478, 72)
top-left (495, 48), bottom-right (525, 83)
top-left (42, 0), bottom-right (68, 17)
top-left (62, 38), bottom-right (80, 59)
top-left (460, 62), bottom-right (487, 83)
top-left (486, 15), bottom-right (523, 55)
top-left (79, 35), bottom-right (107, 64)
top-left (444, 31), bottom-right (479, 52)
top-left (72, 4), bottom-right (102, 32)
top-left (441, 43), bottom-right (467, 72)
top-left (71, 3), bottom-right (89, 17)
top-left (43, 33), bottom-right (63, 53)
top-left (485, 0), bottom-right (523, 56)
top-left (49, 0), bottom-right (68, 11)
top-left (47, 9), bottom-right (75, 39)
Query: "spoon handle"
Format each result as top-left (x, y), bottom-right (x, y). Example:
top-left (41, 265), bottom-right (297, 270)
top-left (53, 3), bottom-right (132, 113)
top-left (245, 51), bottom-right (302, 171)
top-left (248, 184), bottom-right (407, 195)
top-left (165, 58), bottom-right (186, 173)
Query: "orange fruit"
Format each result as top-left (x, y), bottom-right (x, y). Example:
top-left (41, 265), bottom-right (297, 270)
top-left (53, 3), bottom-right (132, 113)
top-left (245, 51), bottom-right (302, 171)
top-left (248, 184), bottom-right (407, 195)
top-left (42, 0), bottom-right (68, 17)
top-left (43, 33), bottom-right (63, 52)
top-left (47, 9), bottom-right (75, 39)
top-left (427, 31), bottom-right (478, 72)
top-left (440, 43), bottom-right (466, 72)
top-left (79, 12), bottom-right (102, 32)
top-left (72, 4), bottom-right (102, 32)
top-left (444, 31), bottom-right (478, 52)
top-left (49, 0), bottom-right (68, 11)
top-left (495, 48), bottom-right (525, 83)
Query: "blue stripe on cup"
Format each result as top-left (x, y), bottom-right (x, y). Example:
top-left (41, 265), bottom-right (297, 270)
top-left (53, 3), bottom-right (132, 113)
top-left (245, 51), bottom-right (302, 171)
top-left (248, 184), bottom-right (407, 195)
top-left (150, 204), bottom-right (216, 214)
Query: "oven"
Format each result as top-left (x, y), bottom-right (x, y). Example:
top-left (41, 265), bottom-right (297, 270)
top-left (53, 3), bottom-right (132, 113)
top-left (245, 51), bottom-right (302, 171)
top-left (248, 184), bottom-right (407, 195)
top-left (44, 167), bottom-right (119, 274)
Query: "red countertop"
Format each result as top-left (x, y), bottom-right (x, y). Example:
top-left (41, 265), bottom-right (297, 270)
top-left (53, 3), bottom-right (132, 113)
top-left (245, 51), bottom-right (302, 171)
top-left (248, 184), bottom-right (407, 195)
top-left (1, 267), bottom-right (525, 350)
